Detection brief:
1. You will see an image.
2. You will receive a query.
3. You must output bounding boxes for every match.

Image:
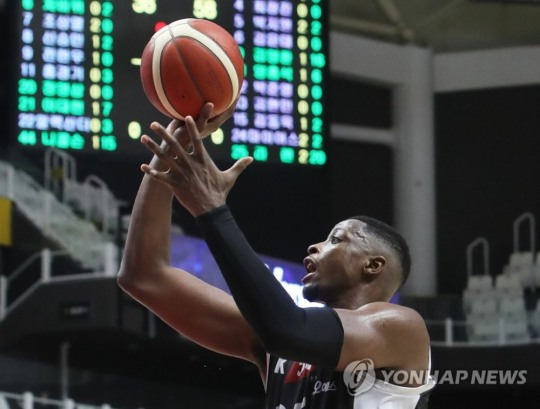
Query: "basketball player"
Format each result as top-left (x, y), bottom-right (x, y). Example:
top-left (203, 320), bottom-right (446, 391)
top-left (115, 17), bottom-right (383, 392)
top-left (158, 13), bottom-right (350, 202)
top-left (118, 102), bottom-right (436, 408)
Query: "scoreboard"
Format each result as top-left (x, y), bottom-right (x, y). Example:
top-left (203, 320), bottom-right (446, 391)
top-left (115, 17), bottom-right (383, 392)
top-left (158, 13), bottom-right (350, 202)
top-left (11, 0), bottom-right (329, 166)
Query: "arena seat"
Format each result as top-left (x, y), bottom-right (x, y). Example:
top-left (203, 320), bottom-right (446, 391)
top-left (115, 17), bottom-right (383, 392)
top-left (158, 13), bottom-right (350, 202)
top-left (466, 314), bottom-right (499, 342)
top-left (495, 273), bottom-right (523, 300)
top-left (499, 295), bottom-right (529, 341)
top-left (466, 296), bottom-right (499, 342)
top-left (462, 275), bottom-right (495, 314)
top-left (504, 251), bottom-right (535, 288)
top-left (470, 296), bottom-right (497, 315)
top-left (467, 275), bottom-right (493, 292)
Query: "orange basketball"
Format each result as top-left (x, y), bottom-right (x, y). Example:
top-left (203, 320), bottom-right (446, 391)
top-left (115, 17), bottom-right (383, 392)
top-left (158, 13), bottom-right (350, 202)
top-left (140, 18), bottom-right (244, 119)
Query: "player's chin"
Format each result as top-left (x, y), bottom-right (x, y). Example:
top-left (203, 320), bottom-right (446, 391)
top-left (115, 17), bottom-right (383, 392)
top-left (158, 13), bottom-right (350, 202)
top-left (302, 283), bottom-right (321, 302)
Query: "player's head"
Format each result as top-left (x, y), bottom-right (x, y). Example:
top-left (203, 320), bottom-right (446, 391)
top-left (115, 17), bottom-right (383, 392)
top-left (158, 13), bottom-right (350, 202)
top-left (302, 216), bottom-right (411, 307)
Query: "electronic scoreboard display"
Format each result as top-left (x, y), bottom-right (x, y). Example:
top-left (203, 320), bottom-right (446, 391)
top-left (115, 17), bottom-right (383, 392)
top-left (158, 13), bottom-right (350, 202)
top-left (10, 0), bottom-right (329, 166)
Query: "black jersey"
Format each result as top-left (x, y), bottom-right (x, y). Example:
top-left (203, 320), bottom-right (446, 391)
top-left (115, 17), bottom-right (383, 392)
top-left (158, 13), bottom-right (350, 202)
top-left (264, 355), bottom-right (435, 409)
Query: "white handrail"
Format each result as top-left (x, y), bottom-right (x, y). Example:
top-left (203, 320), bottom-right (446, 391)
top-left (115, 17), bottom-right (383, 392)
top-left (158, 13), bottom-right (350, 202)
top-left (513, 212), bottom-right (536, 254)
top-left (44, 148), bottom-right (77, 201)
top-left (425, 314), bottom-right (537, 347)
top-left (83, 175), bottom-right (119, 236)
top-left (466, 237), bottom-right (490, 277)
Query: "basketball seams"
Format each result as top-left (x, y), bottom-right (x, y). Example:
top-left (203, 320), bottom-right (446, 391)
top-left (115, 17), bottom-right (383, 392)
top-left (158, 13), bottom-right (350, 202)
top-left (151, 32), bottom-right (184, 119)
top-left (171, 23), bottom-right (239, 109)
top-left (166, 24), bottom-right (206, 118)
top-left (187, 20), bottom-right (241, 108)
top-left (187, 39), bottom-right (232, 99)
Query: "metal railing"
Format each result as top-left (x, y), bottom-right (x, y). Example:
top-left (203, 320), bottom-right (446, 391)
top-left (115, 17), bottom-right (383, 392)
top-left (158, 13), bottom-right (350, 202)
top-left (0, 390), bottom-right (129, 409)
top-left (0, 247), bottom-right (118, 321)
top-left (0, 160), bottom-right (117, 270)
top-left (426, 315), bottom-right (540, 347)
top-left (45, 149), bottom-right (120, 239)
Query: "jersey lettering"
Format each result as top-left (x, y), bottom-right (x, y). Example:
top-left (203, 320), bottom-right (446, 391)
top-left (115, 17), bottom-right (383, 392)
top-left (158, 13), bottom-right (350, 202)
top-left (274, 358), bottom-right (287, 374)
top-left (285, 361), bottom-right (316, 383)
top-left (312, 380), bottom-right (337, 395)
top-left (294, 397), bottom-right (306, 409)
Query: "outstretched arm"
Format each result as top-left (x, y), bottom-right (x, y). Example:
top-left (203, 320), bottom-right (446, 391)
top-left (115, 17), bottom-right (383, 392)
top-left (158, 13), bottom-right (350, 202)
top-left (117, 104), bottom-right (265, 368)
top-left (140, 117), bottom-right (344, 368)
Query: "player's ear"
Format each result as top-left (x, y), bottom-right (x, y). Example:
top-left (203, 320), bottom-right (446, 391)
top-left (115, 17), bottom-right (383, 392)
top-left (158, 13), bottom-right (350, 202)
top-left (364, 256), bottom-right (386, 275)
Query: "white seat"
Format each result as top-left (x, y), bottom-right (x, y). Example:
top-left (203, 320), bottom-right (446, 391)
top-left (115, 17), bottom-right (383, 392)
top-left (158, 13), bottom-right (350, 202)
top-left (509, 251), bottom-right (534, 267)
top-left (498, 295), bottom-right (530, 342)
top-left (499, 296), bottom-right (526, 314)
top-left (465, 292), bottom-right (499, 342)
top-left (462, 275), bottom-right (495, 313)
top-left (497, 273), bottom-right (524, 289)
top-left (516, 269), bottom-right (534, 288)
top-left (466, 275), bottom-right (493, 291)
top-left (500, 315), bottom-right (530, 342)
top-left (495, 273), bottom-right (523, 298)
top-left (470, 296), bottom-right (498, 315)
top-left (506, 252), bottom-right (535, 288)
top-left (506, 252), bottom-right (534, 285)
top-left (466, 313), bottom-right (499, 342)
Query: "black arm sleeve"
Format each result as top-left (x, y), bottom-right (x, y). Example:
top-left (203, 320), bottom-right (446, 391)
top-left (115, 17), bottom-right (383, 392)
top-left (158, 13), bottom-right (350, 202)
top-left (196, 205), bottom-right (344, 368)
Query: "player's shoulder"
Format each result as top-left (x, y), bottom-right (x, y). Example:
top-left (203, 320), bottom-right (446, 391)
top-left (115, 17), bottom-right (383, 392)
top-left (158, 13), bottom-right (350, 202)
top-left (357, 301), bottom-right (422, 316)
top-left (354, 302), bottom-right (428, 333)
top-left (334, 302), bottom-right (430, 370)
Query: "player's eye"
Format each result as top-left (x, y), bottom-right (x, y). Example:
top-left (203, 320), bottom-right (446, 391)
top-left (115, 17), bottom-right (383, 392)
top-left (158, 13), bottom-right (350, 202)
top-left (330, 236), bottom-right (341, 244)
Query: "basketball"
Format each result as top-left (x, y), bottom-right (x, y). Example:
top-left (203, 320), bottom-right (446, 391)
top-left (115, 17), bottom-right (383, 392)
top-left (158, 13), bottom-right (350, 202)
top-left (140, 18), bottom-right (244, 120)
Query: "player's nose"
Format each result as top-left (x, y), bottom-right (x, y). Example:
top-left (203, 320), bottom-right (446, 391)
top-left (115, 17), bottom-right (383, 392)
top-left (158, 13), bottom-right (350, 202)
top-left (307, 243), bottom-right (321, 254)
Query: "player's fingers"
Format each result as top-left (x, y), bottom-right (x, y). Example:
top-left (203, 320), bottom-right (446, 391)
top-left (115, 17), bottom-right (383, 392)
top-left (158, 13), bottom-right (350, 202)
top-left (166, 119), bottom-right (182, 134)
top-left (185, 116), bottom-right (206, 157)
top-left (140, 134), bottom-right (163, 156)
top-left (140, 134), bottom-right (179, 166)
top-left (196, 103), bottom-right (214, 130)
top-left (226, 156), bottom-right (253, 182)
top-left (140, 164), bottom-right (172, 185)
top-left (150, 122), bottom-right (186, 160)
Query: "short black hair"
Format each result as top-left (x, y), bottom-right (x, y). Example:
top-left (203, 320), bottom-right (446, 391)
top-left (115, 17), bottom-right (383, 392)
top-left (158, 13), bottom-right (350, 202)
top-left (347, 216), bottom-right (412, 286)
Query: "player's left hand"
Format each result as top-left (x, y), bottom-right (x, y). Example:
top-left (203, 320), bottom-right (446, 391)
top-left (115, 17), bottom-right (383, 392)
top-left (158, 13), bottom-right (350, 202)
top-left (140, 113), bottom-right (253, 217)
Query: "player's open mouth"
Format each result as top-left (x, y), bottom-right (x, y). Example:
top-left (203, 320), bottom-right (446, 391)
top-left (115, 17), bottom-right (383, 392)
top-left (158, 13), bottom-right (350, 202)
top-left (302, 257), bottom-right (317, 283)
top-left (301, 272), bottom-right (315, 284)
top-left (303, 257), bottom-right (316, 272)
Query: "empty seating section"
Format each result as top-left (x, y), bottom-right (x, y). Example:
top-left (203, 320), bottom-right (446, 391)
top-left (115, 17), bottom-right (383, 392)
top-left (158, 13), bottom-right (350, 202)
top-left (464, 271), bottom-right (531, 343)
top-left (64, 175), bottom-right (119, 237)
top-left (44, 149), bottom-right (119, 238)
top-left (463, 213), bottom-right (539, 344)
top-left (0, 160), bottom-right (109, 271)
top-left (463, 274), bottom-right (499, 342)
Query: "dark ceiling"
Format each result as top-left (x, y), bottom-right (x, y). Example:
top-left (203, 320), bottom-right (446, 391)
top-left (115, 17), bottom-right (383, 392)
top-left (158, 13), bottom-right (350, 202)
top-left (330, 0), bottom-right (540, 52)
